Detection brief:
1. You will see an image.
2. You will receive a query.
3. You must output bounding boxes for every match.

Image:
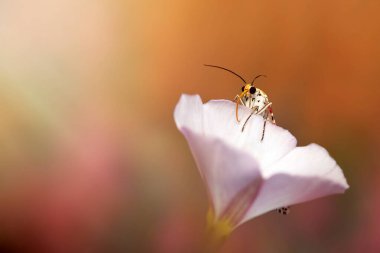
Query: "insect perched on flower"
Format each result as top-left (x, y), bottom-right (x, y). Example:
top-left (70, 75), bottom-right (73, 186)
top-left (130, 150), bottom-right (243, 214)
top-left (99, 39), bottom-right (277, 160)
top-left (204, 64), bottom-right (275, 142)
top-left (174, 94), bottom-right (349, 241)
top-left (204, 64), bottom-right (289, 215)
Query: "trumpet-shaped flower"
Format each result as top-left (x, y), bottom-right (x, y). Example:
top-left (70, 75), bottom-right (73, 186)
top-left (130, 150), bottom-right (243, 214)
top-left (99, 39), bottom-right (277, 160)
top-left (174, 94), bottom-right (348, 238)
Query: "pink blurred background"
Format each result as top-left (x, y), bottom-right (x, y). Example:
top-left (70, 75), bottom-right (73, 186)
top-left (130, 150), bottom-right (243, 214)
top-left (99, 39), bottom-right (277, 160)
top-left (0, 0), bottom-right (379, 252)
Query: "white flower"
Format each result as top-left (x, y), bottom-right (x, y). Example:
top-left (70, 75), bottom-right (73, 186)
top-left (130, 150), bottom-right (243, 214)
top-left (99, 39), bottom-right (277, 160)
top-left (174, 94), bottom-right (349, 232)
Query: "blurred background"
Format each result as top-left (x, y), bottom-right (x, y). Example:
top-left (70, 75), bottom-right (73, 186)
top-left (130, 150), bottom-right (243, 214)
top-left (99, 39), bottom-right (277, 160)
top-left (0, 0), bottom-right (379, 252)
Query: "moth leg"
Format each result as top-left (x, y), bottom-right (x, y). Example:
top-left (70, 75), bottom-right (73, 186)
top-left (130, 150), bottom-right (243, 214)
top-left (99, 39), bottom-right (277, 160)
top-left (257, 102), bottom-right (272, 115)
top-left (260, 111), bottom-right (270, 141)
top-left (259, 102), bottom-right (273, 141)
top-left (241, 112), bottom-right (253, 132)
top-left (233, 95), bottom-right (244, 105)
top-left (241, 107), bottom-right (259, 132)
top-left (234, 95), bottom-right (245, 122)
top-left (242, 101), bottom-right (273, 133)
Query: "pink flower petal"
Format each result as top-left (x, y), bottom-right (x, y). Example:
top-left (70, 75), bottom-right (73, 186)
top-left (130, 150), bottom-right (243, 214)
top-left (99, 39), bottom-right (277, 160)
top-left (174, 94), bottom-right (204, 134)
top-left (181, 128), bottom-right (262, 223)
top-left (241, 144), bottom-right (349, 224)
top-left (174, 94), bottom-right (349, 228)
top-left (175, 95), bottom-right (263, 220)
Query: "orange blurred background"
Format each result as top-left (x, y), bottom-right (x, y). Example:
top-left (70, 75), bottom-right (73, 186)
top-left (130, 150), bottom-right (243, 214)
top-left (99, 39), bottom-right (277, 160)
top-left (0, 0), bottom-right (379, 252)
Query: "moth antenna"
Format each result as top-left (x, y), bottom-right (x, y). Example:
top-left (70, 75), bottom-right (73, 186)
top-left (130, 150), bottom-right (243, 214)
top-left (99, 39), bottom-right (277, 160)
top-left (251, 74), bottom-right (267, 84)
top-left (204, 64), bottom-right (246, 84)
